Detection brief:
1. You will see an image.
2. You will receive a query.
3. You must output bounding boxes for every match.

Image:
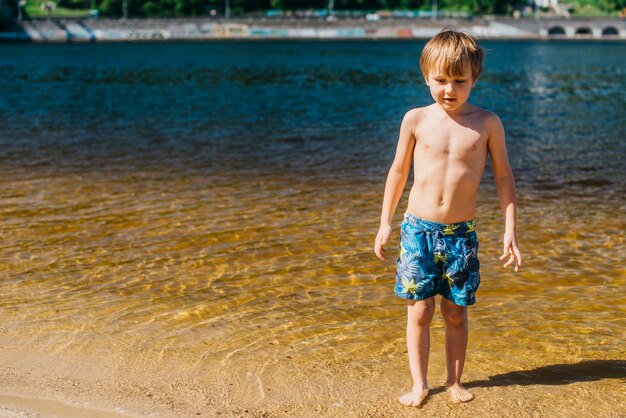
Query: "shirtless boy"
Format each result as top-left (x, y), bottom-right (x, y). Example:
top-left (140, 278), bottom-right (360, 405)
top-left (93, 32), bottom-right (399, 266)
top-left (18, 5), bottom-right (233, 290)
top-left (374, 28), bottom-right (522, 407)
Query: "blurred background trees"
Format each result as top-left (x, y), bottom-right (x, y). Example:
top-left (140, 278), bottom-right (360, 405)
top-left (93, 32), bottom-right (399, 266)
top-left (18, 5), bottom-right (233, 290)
top-left (12, 0), bottom-right (626, 19)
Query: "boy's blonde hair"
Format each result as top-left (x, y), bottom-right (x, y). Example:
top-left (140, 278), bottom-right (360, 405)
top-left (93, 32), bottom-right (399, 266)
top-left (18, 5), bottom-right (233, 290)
top-left (420, 27), bottom-right (484, 81)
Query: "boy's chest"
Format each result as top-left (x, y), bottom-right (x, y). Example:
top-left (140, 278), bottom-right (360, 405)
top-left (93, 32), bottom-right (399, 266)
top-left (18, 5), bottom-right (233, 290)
top-left (415, 121), bottom-right (488, 157)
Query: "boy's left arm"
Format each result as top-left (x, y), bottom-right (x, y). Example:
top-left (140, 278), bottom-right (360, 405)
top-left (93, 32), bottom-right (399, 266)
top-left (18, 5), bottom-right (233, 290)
top-left (487, 113), bottom-right (522, 272)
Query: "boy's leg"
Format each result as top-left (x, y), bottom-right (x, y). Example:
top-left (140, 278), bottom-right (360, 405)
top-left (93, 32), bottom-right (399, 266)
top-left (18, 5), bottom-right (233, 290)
top-left (440, 297), bottom-right (474, 403)
top-left (399, 297), bottom-right (434, 407)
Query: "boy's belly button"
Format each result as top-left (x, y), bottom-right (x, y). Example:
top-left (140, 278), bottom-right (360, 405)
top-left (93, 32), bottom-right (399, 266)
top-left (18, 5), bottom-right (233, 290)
top-left (439, 199), bottom-right (444, 206)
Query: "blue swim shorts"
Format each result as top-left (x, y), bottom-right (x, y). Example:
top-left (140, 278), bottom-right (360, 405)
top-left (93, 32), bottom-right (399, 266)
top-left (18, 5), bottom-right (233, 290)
top-left (395, 211), bottom-right (480, 306)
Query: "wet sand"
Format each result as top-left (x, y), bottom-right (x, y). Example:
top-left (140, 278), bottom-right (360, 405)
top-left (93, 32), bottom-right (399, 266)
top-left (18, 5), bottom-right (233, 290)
top-left (0, 393), bottom-right (129, 417)
top-left (1, 349), bottom-right (624, 417)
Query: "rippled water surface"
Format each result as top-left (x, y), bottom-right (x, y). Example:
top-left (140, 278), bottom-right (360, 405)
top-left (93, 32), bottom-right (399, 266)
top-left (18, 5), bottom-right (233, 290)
top-left (0, 41), bottom-right (624, 417)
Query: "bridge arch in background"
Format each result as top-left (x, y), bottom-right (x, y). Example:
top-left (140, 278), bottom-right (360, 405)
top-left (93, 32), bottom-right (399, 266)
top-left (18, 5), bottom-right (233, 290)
top-left (575, 27), bottom-right (592, 35)
top-left (602, 27), bottom-right (619, 36)
top-left (548, 26), bottom-right (566, 35)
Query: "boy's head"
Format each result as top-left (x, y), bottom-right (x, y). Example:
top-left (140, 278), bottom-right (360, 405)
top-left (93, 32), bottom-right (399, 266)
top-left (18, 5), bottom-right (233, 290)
top-left (420, 27), bottom-right (484, 83)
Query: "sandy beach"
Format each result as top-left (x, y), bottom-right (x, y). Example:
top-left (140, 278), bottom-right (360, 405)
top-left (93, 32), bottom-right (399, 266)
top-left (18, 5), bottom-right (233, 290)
top-left (0, 393), bottom-right (130, 417)
top-left (1, 345), bottom-right (624, 417)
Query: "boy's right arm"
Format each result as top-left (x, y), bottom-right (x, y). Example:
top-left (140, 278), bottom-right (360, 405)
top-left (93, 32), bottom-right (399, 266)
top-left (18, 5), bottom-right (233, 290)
top-left (374, 110), bottom-right (417, 261)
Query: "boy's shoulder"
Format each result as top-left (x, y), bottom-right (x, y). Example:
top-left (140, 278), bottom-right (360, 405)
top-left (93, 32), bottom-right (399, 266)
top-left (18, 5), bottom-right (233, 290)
top-left (401, 105), bottom-right (434, 126)
top-left (470, 106), bottom-right (505, 135)
top-left (403, 104), bottom-right (434, 118)
top-left (469, 104), bottom-right (502, 123)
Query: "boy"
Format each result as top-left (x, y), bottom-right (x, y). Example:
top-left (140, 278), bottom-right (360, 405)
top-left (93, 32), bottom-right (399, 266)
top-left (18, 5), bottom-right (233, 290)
top-left (374, 28), bottom-right (522, 407)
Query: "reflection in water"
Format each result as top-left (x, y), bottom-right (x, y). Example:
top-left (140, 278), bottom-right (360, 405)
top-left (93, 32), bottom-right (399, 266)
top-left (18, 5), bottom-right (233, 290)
top-left (0, 41), bottom-right (624, 416)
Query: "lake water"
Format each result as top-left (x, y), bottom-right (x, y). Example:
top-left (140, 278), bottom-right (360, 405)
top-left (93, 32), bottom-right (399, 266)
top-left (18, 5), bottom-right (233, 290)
top-left (0, 40), bottom-right (624, 417)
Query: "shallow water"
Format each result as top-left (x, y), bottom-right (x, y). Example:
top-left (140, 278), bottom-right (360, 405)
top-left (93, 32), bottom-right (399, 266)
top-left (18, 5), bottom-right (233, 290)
top-left (0, 41), bottom-right (624, 417)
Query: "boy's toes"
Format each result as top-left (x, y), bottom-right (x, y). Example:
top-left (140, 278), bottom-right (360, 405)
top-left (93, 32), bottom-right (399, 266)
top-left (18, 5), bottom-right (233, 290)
top-left (454, 390), bottom-right (473, 403)
top-left (446, 384), bottom-right (474, 403)
top-left (398, 392), bottom-right (416, 406)
top-left (398, 388), bottom-right (429, 407)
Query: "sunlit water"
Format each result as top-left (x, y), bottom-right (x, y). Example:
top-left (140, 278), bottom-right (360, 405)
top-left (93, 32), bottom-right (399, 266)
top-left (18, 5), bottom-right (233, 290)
top-left (0, 41), bottom-right (624, 417)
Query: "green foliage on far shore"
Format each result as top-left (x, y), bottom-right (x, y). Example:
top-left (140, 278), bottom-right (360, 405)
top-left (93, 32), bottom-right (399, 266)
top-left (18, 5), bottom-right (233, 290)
top-left (25, 0), bottom-right (90, 17)
top-left (17, 0), bottom-right (626, 18)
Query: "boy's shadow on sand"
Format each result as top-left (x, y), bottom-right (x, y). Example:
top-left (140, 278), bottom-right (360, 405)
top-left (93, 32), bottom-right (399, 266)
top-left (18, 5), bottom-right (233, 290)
top-left (462, 360), bottom-right (625, 389)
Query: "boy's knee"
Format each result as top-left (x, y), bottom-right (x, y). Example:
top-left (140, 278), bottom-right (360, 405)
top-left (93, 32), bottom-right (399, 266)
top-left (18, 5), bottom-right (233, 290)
top-left (407, 299), bottom-right (435, 325)
top-left (442, 309), bottom-right (467, 327)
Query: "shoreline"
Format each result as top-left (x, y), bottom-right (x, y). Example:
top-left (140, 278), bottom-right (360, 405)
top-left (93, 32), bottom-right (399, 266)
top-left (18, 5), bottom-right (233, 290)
top-left (1, 356), bottom-right (625, 417)
top-left (0, 393), bottom-right (130, 418)
top-left (3, 16), bottom-right (625, 42)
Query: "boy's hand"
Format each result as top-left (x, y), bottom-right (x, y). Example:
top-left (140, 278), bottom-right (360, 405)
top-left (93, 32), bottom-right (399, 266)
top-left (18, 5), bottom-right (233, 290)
top-left (375, 224), bottom-right (392, 261)
top-left (499, 232), bottom-right (522, 272)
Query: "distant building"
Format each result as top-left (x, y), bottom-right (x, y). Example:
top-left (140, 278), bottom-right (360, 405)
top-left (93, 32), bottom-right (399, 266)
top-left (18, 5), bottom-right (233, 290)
top-left (533, 0), bottom-right (571, 17)
top-left (534, 0), bottom-right (558, 8)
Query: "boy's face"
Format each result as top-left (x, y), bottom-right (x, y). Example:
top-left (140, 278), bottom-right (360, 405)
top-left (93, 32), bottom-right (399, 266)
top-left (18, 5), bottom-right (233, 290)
top-left (425, 61), bottom-right (477, 113)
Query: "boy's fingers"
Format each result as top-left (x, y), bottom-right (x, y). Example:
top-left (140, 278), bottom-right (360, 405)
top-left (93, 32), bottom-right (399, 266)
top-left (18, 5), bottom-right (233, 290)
top-left (511, 244), bottom-right (522, 272)
top-left (374, 241), bottom-right (385, 260)
top-left (500, 242), bottom-right (522, 270)
top-left (513, 246), bottom-right (522, 266)
top-left (503, 253), bottom-right (515, 268)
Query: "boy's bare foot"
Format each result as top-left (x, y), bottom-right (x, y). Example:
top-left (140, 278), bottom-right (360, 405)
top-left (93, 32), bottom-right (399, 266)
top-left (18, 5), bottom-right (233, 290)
top-left (446, 383), bottom-right (473, 403)
top-left (399, 387), bottom-right (430, 407)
